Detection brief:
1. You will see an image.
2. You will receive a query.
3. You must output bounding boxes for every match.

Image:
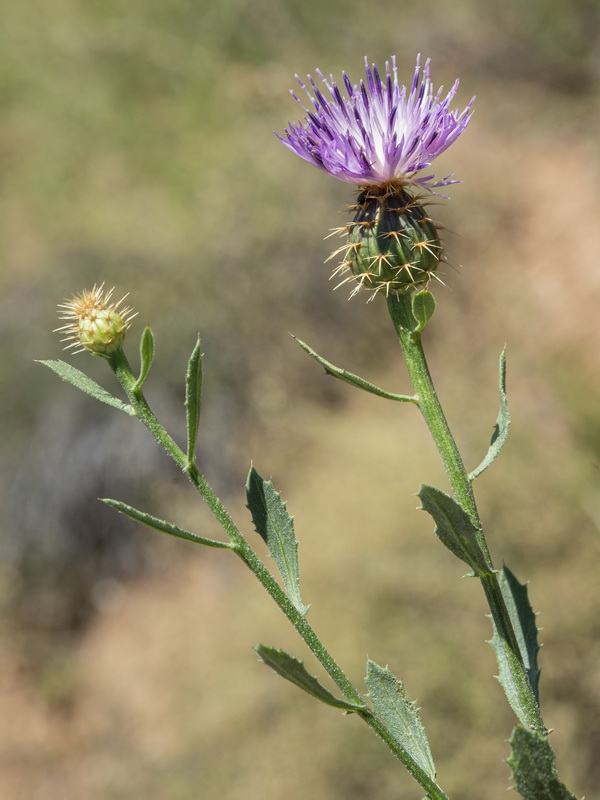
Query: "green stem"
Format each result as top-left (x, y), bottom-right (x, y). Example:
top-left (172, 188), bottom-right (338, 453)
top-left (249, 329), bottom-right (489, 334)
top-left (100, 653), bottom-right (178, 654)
top-left (386, 294), bottom-right (546, 736)
top-left (108, 348), bottom-right (450, 799)
top-left (108, 350), bottom-right (359, 700)
top-left (234, 541), bottom-right (448, 799)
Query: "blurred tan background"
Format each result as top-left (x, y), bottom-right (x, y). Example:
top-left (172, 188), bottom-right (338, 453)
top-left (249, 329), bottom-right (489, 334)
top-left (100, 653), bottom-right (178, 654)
top-left (2, 1), bottom-right (600, 798)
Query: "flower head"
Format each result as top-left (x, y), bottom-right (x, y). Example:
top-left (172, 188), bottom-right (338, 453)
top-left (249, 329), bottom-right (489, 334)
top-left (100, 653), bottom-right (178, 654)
top-left (277, 55), bottom-right (473, 191)
top-left (56, 284), bottom-right (136, 355)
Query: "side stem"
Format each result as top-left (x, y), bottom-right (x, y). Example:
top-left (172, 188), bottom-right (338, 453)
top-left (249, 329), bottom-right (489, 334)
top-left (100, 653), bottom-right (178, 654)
top-left (108, 348), bottom-right (450, 799)
top-left (108, 350), bottom-right (358, 699)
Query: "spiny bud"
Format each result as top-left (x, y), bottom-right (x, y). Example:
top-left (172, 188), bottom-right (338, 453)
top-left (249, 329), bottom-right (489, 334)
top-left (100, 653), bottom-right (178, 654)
top-left (330, 183), bottom-right (442, 298)
top-left (55, 284), bottom-right (136, 356)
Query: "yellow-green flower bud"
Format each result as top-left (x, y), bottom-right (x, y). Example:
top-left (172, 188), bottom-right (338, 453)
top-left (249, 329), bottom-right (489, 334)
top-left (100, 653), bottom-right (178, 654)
top-left (56, 285), bottom-right (136, 356)
top-left (332, 184), bottom-right (441, 297)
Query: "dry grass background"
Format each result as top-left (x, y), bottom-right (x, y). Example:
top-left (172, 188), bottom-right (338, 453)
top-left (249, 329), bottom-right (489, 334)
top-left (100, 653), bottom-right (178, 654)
top-left (2, 1), bottom-right (600, 798)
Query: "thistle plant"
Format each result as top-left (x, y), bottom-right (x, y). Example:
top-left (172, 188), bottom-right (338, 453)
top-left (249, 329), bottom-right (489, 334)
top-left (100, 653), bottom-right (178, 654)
top-left (41, 57), bottom-right (582, 799)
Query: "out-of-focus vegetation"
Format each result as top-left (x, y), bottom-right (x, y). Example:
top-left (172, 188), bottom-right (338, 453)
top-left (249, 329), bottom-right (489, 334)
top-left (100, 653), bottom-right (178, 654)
top-left (2, 1), bottom-right (600, 798)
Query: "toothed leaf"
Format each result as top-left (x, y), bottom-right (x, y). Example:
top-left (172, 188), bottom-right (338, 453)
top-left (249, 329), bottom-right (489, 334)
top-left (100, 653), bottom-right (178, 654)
top-left (365, 660), bottom-right (436, 781)
top-left (489, 613), bottom-right (539, 728)
top-left (246, 467), bottom-right (308, 615)
top-left (256, 646), bottom-right (363, 711)
top-left (499, 566), bottom-right (541, 703)
top-left (418, 484), bottom-right (491, 573)
top-left (507, 727), bottom-right (579, 800)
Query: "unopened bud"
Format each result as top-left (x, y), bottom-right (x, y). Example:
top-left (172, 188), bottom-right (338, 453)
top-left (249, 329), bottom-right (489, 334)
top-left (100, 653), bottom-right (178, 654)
top-left (56, 284), bottom-right (136, 356)
top-left (330, 184), bottom-right (441, 298)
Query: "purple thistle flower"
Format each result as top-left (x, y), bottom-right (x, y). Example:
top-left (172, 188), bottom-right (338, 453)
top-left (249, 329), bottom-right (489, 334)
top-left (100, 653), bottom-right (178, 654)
top-left (277, 55), bottom-right (474, 192)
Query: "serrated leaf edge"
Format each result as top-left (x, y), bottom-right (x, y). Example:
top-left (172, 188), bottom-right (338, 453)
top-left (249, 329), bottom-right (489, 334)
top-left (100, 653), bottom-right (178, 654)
top-left (365, 660), bottom-right (437, 782)
top-left (246, 467), bottom-right (309, 616)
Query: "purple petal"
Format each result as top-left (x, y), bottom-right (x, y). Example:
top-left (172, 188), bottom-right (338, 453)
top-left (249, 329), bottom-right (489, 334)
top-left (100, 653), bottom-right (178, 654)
top-left (277, 55), bottom-right (474, 189)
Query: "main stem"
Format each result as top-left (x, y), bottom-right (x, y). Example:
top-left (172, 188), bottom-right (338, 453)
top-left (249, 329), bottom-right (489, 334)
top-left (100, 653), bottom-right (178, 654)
top-left (108, 348), bottom-right (449, 800)
top-left (386, 294), bottom-right (546, 736)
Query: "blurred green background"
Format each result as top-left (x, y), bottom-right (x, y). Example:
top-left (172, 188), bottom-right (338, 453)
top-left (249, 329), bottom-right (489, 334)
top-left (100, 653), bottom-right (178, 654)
top-left (2, 0), bottom-right (600, 797)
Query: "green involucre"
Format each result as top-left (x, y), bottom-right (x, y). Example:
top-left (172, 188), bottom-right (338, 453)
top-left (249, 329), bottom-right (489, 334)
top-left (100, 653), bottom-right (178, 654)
top-left (346, 185), bottom-right (441, 293)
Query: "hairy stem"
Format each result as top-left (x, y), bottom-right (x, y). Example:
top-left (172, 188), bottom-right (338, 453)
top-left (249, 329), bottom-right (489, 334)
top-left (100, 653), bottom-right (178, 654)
top-left (386, 294), bottom-right (546, 736)
top-left (107, 348), bottom-right (450, 799)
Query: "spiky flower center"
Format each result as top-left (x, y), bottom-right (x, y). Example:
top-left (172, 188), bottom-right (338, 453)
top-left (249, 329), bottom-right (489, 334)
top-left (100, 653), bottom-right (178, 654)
top-left (56, 284), bottom-right (136, 355)
top-left (329, 183), bottom-right (442, 298)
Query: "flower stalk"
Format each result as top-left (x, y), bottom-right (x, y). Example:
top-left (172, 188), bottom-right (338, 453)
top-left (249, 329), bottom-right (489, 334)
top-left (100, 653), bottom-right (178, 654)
top-left (386, 293), bottom-right (546, 736)
top-left (279, 47), bottom-right (549, 738)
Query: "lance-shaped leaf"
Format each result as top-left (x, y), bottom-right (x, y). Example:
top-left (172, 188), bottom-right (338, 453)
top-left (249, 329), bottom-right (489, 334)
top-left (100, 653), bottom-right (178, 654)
top-left (256, 645), bottom-right (363, 712)
top-left (39, 360), bottom-right (134, 414)
top-left (365, 660), bottom-right (436, 781)
top-left (507, 727), bottom-right (579, 800)
top-left (488, 617), bottom-right (536, 729)
top-left (246, 467), bottom-right (309, 615)
top-left (411, 290), bottom-right (436, 332)
top-left (293, 337), bottom-right (416, 403)
top-left (184, 337), bottom-right (203, 467)
top-left (499, 566), bottom-right (541, 703)
top-left (469, 350), bottom-right (510, 480)
top-left (418, 485), bottom-right (491, 574)
top-left (103, 498), bottom-right (234, 549)
top-left (133, 326), bottom-right (155, 392)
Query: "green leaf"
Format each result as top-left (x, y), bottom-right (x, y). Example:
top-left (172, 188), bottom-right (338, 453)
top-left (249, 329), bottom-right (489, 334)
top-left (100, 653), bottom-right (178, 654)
top-left (103, 498), bottom-right (234, 549)
top-left (411, 290), bottom-right (436, 332)
top-left (39, 360), bottom-right (134, 414)
top-left (499, 566), bottom-right (541, 703)
top-left (294, 337), bottom-right (416, 403)
top-left (256, 645), bottom-right (364, 712)
top-left (418, 485), bottom-right (491, 574)
top-left (386, 292), bottom-right (420, 333)
top-left (185, 337), bottom-right (203, 468)
top-left (488, 594), bottom-right (538, 728)
top-left (469, 350), bottom-right (510, 480)
top-left (246, 467), bottom-right (309, 615)
top-left (507, 727), bottom-right (579, 800)
top-left (133, 327), bottom-right (155, 392)
top-left (365, 660), bottom-right (436, 781)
